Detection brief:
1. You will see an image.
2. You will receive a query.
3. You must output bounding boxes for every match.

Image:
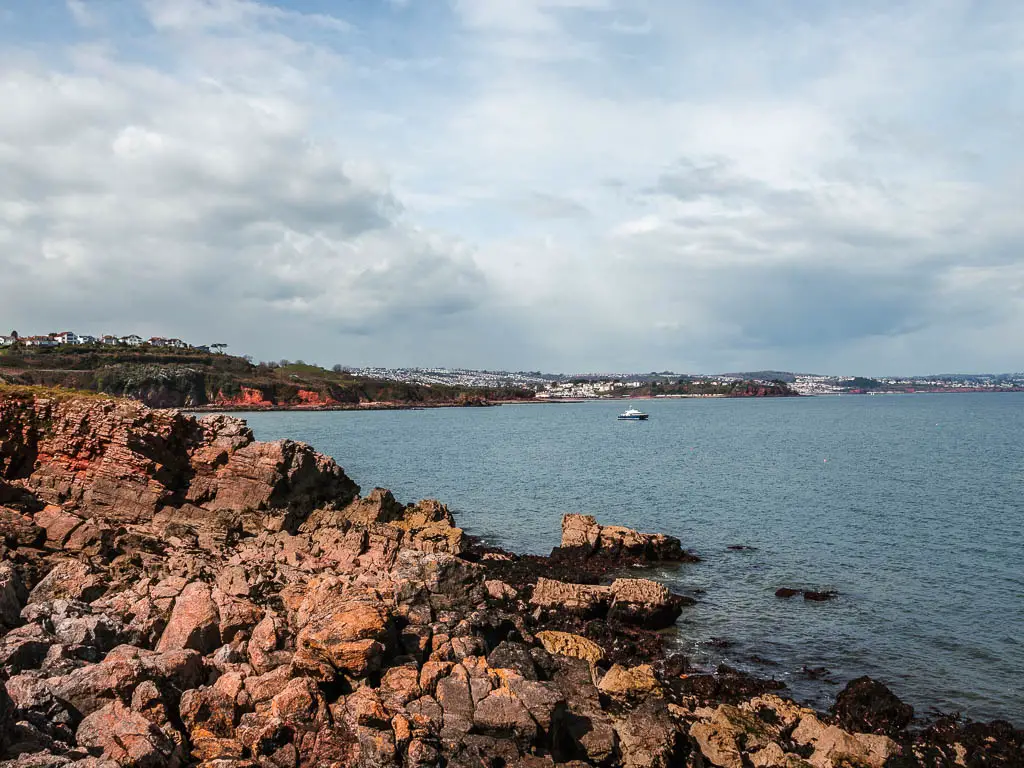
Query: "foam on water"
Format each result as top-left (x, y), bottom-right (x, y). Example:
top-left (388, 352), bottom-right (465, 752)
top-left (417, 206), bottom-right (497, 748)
top-left (237, 393), bottom-right (1024, 722)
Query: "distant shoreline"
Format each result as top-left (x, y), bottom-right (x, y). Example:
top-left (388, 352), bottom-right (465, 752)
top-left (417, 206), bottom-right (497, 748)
top-left (182, 388), bottom-right (1024, 412)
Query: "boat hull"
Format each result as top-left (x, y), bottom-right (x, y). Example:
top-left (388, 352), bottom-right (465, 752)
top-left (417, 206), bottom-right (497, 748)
top-left (617, 414), bottom-right (649, 420)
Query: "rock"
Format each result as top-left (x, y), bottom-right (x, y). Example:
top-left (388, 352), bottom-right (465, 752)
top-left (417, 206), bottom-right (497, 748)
top-left (156, 581), bottom-right (221, 654)
top-left (27, 560), bottom-right (106, 605)
top-left (613, 697), bottom-right (680, 768)
top-left (555, 514), bottom-right (693, 562)
top-left (536, 630), bottom-right (604, 664)
top-left (270, 676), bottom-right (324, 722)
top-left (551, 657), bottom-right (617, 763)
top-left (379, 664), bottom-right (422, 709)
top-left (487, 641), bottom-right (538, 681)
top-left (0, 623), bottom-right (53, 672)
top-left (292, 599), bottom-right (391, 680)
top-left (0, 506), bottom-right (45, 548)
top-left (832, 676), bottom-right (913, 737)
top-left (775, 587), bottom-right (800, 598)
top-left (33, 505), bottom-right (85, 547)
top-left (690, 719), bottom-right (744, 768)
top-left (76, 700), bottom-right (181, 767)
top-left (793, 712), bottom-right (899, 768)
top-left (472, 688), bottom-right (538, 748)
top-left (607, 578), bottom-right (686, 629)
top-left (0, 679), bottom-right (13, 752)
top-left (597, 663), bottom-right (660, 699)
top-left (485, 579), bottom-right (517, 601)
top-left (211, 590), bottom-right (261, 643)
top-left (0, 561), bottom-right (28, 629)
top-left (292, 585), bottom-right (395, 684)
top-left (803, 590), bottom-right (838, 602)
top-left (530, 578), bottom-right (610, 617)
top-left (247, 612), bottom-right (290, 674)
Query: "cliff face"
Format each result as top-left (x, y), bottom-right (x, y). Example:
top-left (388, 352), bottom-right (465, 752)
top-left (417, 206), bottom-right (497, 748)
top-left (0, 392), bottom-right (1017, 768)
top-left (0, 394), bottom-right (359, 539)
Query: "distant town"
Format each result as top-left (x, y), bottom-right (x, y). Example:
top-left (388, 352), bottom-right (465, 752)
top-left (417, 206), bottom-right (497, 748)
top-left (2, 330), bottom-right (1021, 397)
top-left (342, 367), bottom-right (1024, 397)
top-left (0, 330), bottom-right (225, 354)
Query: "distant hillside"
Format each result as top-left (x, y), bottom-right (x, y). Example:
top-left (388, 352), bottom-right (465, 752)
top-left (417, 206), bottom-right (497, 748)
top-left (718, 370), bottom-right (799, 383)
top-left (629, 378), bottom-right (798, 398)
top-left (0, 345), bottom-right (535, 409)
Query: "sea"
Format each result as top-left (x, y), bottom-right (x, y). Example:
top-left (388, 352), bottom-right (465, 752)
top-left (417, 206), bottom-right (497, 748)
top-left (234, 393), bottom-right (1023, 724)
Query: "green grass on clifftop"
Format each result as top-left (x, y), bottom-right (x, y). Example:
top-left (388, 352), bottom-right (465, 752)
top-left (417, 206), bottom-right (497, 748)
top-left (0, 345), bottom-right (536, 409)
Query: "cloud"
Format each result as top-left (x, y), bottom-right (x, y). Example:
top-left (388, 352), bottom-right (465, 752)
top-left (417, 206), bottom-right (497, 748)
top-left (1, 0), bottom-right (1023, 373)
top-left (0, 13), bottom-right (487, 362)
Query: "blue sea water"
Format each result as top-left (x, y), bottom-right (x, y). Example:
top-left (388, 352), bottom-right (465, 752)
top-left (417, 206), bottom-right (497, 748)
top-left (235, 394), bottom-right (1024, 723)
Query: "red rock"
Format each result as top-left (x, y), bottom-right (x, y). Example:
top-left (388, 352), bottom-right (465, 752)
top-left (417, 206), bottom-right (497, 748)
top-left (156, 581), bottom-right (221, 654)
top-left (292, 598), bottom-right (391, 680)
top-left (270, 676), bottom-right (324, 723)
top-left (77, 699), bottom-right (181, 767)
top-left (247, 612), bottom-right (290, 674)
top-left (27, 558), bottom-right (106, 604)
top-left (379, 664), bottom-right (422, 709)
top-left (180, 686), bottom-right (238, 739)
top-left (211, 589), bottom-right (261, 643)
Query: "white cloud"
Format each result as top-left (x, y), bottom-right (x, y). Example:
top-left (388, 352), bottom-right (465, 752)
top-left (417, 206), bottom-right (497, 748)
top-left (1, 0), bottom-right (1023, 372)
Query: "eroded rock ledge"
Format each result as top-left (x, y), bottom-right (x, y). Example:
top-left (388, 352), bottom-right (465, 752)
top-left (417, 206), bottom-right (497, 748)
top-left (0, 392), bottom-right (1020, 768)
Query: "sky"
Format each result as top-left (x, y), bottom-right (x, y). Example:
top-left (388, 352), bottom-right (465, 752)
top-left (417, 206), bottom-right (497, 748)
top-left (1, 0), bottom-right (1022, 374)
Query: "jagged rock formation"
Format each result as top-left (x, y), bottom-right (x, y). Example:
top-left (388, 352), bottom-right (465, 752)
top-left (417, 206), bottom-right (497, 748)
top-left (0, 392), bottom-right (1019, 767)
top-left (553, 514), bottom-right (699, 565)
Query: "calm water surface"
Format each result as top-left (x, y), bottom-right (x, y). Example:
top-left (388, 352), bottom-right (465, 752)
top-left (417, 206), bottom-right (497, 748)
top-left (235, 394), bottom-right (1023, 722)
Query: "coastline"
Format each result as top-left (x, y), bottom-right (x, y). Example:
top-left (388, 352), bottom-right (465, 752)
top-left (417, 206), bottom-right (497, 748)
top-left (0, 391), bottom-right (1020, 767)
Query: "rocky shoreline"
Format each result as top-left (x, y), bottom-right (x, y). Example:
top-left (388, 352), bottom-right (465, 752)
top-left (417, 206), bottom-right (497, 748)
top-left (0, 392), bottom-right (1020, 767)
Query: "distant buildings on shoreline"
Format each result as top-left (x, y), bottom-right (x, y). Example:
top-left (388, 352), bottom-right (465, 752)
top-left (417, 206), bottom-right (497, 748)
top-left (345, 366), bottom-right (1024, 396)
top-left (0, 330), bottom-right (213, 353)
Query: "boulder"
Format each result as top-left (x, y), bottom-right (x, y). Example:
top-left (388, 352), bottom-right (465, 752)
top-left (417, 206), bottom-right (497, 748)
top-left (608, 578), bottom-right (686, 629)
top-left (76, 700), bottom-right (181, 767)
top-left (832, 676), bottom-right (913, 737)
top-left (292, 600), bottom-right (391, 680)
top-left (156, 582), bottom-right (221, 654)
top-left (536, 631), bottom-right (604, 665)
top-left (0, 506), bottom-right (45, 548)
top-left (793, 712), bottom-right (899, 768)
top-left (555, 514), bottom-right (692, 562)
top-left (27, 560), bottom-right (106, 605)
top-left (472, 688), bottom-right (538, 748)
top-left (530, 578), bottom-right (610, 617)
top-left (33, 505), bottom-right (85, 547)
top-left (614, 697), bottom-right (681, 768)
top-left (597, 664), bottom-right (660, 700)
top-left (0, 623), bottom-right (53, 673)
top-left (551, 657), bottom-right (617, 764)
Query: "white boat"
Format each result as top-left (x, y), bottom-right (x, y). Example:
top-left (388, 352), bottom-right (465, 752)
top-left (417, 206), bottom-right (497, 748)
top-left (617, 406), bottom-right (649, 420)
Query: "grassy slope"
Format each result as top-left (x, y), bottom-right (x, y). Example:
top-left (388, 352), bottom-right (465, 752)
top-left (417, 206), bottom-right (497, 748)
top-left (0, 345), bottom-right (535, 408)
